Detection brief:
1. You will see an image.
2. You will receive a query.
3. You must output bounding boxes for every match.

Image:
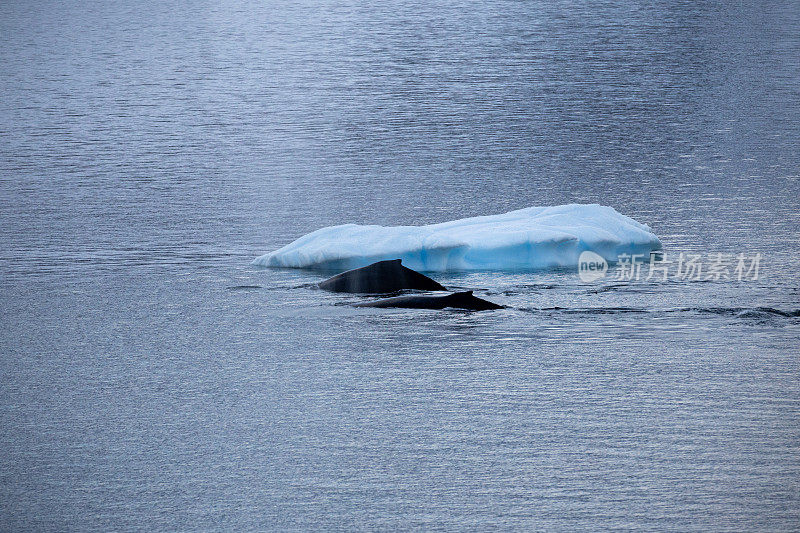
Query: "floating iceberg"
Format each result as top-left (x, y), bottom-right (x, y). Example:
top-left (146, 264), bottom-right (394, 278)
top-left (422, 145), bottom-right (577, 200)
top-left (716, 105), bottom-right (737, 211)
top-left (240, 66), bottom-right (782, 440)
top-left (254, 204), bottom-right (662, 272)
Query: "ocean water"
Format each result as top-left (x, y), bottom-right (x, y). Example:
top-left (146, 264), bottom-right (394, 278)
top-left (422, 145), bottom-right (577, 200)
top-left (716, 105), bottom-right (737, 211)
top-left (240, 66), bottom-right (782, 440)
top-left (1, 0), bottom-right (799, 530)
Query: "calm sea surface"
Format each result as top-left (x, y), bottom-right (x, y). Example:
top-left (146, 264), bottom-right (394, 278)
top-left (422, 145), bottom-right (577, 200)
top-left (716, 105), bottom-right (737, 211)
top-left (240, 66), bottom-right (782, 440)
top-left (1, 1), bottom-right (799, 530)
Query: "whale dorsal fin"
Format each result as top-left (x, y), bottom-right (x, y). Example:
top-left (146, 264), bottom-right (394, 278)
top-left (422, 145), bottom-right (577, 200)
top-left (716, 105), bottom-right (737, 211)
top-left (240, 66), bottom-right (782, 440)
top-left (373, 258), bottom-right (402, 266)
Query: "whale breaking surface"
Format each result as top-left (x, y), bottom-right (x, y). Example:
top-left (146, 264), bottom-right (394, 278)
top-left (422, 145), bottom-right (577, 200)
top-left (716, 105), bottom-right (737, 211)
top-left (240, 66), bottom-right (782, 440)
top-left (254, 204), bottom-right (662, 272)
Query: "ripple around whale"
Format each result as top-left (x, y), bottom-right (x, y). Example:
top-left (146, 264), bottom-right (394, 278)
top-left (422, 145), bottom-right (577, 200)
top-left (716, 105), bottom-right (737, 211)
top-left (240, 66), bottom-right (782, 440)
top-left (519, 306), bottom-right (800, 320)
top-left (253, 204), bottom-right (662, 272)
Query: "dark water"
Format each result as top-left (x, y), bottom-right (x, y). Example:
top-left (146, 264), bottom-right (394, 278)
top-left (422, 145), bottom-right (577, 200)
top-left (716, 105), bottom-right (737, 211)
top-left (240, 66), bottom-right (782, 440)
top-left (2, 1), bottom-right (799, 530)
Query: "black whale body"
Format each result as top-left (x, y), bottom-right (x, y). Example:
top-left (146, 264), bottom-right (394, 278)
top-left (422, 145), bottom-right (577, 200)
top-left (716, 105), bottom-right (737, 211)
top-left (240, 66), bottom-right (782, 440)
top-left (354, 291), bottom-right (504, 311)
top-left (318, 259), bottom-right (446, 294)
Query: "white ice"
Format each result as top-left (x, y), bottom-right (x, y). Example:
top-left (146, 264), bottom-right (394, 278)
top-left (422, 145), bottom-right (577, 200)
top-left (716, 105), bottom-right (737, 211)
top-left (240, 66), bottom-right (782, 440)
top-left (253, 204), bottom-right (662, 272)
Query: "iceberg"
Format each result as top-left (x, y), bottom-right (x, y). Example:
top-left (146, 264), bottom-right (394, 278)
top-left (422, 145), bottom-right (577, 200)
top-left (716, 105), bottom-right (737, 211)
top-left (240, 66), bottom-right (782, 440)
top-left (253, 204), bottom-right (662, 272)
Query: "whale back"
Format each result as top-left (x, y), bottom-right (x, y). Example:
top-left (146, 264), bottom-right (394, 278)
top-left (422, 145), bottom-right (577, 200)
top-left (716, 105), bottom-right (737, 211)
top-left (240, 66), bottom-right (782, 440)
top-left (318, 259), bottom-right (446, 294)
top-left (355, 290), bottom-right (503, 311)
top-left (444, 291), bottom-right (504, 311)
